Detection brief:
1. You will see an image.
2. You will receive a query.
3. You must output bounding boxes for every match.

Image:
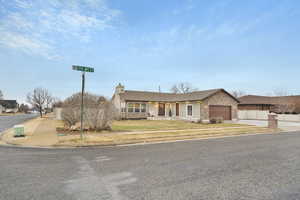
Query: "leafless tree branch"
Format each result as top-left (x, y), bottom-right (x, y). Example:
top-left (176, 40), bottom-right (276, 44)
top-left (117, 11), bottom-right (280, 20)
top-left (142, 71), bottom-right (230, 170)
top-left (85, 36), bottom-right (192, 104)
top-left (61, 93), bottom-right (116, 131)
top-left (230, 90), bottom-right (246, 98)
top-left (170, 82), bottom-right (198, 94)
top-left (0, 90), bottom-right (3, 100)
top-left (27, 88), bottom-right (52, 117)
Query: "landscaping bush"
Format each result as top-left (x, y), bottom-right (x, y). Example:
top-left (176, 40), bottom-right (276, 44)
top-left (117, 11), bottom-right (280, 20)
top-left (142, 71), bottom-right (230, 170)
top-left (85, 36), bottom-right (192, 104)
top-left (209, 117), bottom-right (223, 124)
top-left (216, 117), bottom-right (224, 123)
top-left (210, 118), bottom-right (216, 124)
top-left (61, 93), bottom-right (81, 128)
top-left (196, 119), bottom-right (202, 124)
top-left (61, 93), bottom-right (117, 131)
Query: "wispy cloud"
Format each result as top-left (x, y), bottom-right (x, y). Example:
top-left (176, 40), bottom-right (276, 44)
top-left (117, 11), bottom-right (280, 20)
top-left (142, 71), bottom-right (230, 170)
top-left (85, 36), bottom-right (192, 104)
top-left (0, 0), bottom-right (122, 59)
top-left (130, 0), bottom-right (296, 58)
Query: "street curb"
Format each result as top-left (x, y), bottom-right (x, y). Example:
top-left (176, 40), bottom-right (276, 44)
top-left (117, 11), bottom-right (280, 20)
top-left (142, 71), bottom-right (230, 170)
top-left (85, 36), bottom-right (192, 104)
top-left (0, 130), bottom-right (288, 150)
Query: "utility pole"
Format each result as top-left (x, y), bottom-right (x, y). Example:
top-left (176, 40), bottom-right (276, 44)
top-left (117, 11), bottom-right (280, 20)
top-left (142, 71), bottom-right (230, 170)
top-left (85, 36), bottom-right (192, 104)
top-left (72, 65), bottom-right (94, 141)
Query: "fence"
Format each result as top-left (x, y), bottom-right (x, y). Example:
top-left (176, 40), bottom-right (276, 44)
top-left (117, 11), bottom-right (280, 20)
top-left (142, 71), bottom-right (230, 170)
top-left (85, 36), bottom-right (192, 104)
top-left (238, 110), bottom-right (300, 122)
top-left (277, 114), bottom-right (300, 122)
top-left (238, 110), bottom-right (269, 120)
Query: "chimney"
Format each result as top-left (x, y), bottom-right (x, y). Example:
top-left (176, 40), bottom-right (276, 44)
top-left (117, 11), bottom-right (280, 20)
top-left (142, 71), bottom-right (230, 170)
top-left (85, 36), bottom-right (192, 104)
top-left (115, 83), bottom-right (125, 94)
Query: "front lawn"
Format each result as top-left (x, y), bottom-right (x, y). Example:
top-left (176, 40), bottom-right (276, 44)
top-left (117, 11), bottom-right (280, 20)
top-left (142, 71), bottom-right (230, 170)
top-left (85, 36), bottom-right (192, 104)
top-left (111, 120), bottom-right (248, 132)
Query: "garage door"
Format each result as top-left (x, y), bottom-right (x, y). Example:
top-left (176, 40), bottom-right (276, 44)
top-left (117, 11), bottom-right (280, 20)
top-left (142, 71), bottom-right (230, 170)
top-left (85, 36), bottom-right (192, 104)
top-left (209, 105), bottom-right (232, 120)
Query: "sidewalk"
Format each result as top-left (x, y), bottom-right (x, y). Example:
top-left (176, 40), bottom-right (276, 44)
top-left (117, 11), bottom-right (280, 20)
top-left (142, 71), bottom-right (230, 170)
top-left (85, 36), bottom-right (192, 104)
top-left (1, 116), bottom-right (59, 147)
top-left (0, 117), bottom-right (276, 147)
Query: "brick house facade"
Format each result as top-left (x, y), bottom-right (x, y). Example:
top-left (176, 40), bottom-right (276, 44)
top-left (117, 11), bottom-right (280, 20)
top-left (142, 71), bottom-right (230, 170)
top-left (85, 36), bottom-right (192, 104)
top-left (112, 84), bottom-right (239, 122)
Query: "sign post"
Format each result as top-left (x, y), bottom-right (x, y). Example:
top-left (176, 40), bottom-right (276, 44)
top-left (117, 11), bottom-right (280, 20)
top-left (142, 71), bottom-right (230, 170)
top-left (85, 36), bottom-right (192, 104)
top-left (72, 65), bottom-right (94, 140)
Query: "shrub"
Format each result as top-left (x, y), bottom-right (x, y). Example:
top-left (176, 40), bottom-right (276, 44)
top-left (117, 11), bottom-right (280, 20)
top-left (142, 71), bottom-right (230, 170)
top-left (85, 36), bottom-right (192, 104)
top-left (216, 117), bottom-right (224, 123)
top-left (210, 117), bottom-right (223, 124)
top-left (196, 119), bottom-right (202, 124)
top-left (61, 106), bottom-right (80, 128)
top-left (210, 118), bottom-right (217, 124)
top-left (61, 93), bottom-right (116, 131)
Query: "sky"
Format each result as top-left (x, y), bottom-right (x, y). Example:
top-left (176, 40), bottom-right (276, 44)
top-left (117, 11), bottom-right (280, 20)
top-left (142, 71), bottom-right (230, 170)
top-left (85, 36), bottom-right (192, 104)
top-left (1, 0), bottom-right (300, 103)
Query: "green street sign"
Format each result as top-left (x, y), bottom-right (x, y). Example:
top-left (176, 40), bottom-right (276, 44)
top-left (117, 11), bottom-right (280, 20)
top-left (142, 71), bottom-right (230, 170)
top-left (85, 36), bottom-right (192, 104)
top-left (72, 65), bottom-right (94, 73)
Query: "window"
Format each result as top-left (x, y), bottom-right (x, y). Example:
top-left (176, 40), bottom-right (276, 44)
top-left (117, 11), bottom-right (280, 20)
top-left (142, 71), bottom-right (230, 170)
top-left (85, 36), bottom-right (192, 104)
top-left (141, 104), bottom-right (146, 112)
top-left (127, 103), bottom-right (147, 113)
top-left (187, 105), bottom-right (193, 116)
top-left (134, 103), bottom-right (140, 112)
top-left (128, 103), bottom-right (134, 112)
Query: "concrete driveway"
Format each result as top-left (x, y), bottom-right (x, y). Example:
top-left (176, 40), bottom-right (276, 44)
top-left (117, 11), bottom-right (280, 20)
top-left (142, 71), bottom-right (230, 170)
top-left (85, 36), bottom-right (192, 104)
top-left (237, 120), bottom-right (300, 131)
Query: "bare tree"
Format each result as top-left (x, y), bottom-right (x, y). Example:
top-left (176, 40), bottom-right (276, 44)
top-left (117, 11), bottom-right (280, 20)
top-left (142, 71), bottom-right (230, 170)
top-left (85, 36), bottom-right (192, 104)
top-left (272, 90), bottom-right (295, 114)
top-left (27, 88), bottom-right (52, 117)
top-left (19, 104), bottom-right (30, 113)
top-left (0, 90), bottom-right (3, 100)
top-left (45, 94), bottom-right (54, 114)
top-left (272, 89), bottom-right (290, 97)
top-left (170, 82), bottom-right (198, 94)
top-left (231, 90), bottom-right (246, 98)
top-left (52, 98), bottom-right (63, 108)
top-left (274, 102), bottom-right (295, 114)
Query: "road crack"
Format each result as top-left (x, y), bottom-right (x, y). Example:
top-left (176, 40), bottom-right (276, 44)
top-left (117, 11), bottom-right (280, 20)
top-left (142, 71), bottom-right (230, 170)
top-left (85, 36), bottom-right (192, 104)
top-left (64, 156), bottom-right (136, 200)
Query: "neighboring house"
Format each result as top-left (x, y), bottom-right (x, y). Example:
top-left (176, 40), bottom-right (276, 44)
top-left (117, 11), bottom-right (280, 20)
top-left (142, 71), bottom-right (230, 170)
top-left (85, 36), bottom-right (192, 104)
top-left (0, 100), bottom-right (18, 113)
top-left (238, 95), bottom-right (274, 111)
top-left (238, 95), bottom-right (300, 114)
top-left (112, 84), bottom-right (239, 122)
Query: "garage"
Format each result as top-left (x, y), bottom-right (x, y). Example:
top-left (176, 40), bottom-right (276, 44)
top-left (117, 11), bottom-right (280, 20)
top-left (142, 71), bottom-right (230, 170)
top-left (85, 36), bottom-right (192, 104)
top-left (209, 105), bottom-right (232, 120)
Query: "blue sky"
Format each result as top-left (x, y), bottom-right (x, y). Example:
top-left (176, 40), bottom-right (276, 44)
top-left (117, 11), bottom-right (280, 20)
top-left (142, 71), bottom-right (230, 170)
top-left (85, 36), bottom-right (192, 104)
top-left (1, 0), bottom-right (300, 103)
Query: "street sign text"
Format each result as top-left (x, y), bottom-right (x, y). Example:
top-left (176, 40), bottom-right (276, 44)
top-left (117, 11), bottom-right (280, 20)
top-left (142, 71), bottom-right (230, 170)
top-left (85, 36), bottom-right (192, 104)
top-left (72, 65), bottom-right (94, 73)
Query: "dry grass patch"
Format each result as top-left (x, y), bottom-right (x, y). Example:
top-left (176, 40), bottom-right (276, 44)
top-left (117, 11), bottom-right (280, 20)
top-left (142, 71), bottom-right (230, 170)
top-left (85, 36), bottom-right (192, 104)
top-left (111, 120), bottom-right (249, 132)
top-left (57, 126), bottom-right (276, 146)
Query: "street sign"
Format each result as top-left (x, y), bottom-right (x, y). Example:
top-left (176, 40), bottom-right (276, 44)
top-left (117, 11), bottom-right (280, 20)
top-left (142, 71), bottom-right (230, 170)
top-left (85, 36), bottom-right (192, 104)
top-left (72, 65), bottom-right (94, 141)
top-left (72, 65), bottom-right (94, 73)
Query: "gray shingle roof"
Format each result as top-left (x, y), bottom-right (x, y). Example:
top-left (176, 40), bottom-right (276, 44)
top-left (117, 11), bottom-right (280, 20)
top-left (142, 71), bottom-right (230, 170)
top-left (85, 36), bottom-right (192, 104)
top-left (0, 100), bottom-right (18, 108)
top-left (239, 95), bottom-right (300, 105)
top-left (238, 95), bottom-right (273, 105)
top-left (119, 89), bottom-right (238, 102)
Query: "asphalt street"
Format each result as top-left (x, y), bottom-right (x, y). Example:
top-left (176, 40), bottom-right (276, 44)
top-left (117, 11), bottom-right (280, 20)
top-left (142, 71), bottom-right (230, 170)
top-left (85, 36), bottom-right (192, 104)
top-left (1, 132), bottom-right (300, 200)
top-left (0, 114), bottom-right (37, 134)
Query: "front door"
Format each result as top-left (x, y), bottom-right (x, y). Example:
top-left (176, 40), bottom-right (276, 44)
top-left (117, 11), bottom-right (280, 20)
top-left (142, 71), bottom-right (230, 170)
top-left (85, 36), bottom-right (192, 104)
top-left (176, 103), bottom-right (179, 116)
top-left (158, 103), bottom-right (165, 116)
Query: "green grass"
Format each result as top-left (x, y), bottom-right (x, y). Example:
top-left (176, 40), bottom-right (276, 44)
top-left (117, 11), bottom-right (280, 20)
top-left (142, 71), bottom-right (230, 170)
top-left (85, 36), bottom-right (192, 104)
top-left (111, 120), bottom-right (248, 132)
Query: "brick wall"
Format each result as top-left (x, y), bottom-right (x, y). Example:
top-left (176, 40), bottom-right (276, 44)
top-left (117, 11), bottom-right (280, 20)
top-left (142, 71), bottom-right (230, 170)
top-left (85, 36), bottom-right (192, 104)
top-left (201, 91), bottom-right (238, 121)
